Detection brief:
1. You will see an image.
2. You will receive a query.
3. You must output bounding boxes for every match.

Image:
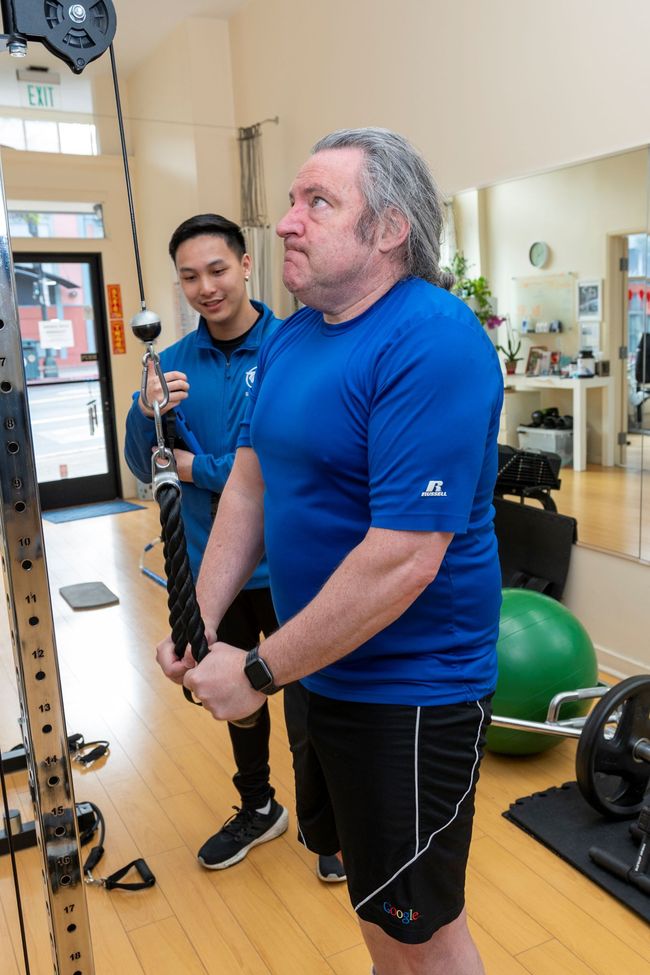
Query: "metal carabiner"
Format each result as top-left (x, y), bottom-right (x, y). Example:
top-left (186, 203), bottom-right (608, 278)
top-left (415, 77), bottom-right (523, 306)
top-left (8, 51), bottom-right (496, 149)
top-left (151, 434), bottom-right (182, 502)
top-left (84, 870), bottom-right (106, 888)
top-left (151, 398), bottom-right (167, 455)
top-left (140, 345), bottom-right (170, 413)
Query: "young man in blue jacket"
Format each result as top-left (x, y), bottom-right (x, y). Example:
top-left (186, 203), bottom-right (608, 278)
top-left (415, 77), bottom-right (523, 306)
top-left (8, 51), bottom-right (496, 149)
top-left (125, 213), bottom-right (344, 881)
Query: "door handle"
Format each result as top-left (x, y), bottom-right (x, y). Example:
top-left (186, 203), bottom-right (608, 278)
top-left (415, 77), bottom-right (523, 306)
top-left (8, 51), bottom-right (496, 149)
top-left (87, 399), bottom-right (98, 435)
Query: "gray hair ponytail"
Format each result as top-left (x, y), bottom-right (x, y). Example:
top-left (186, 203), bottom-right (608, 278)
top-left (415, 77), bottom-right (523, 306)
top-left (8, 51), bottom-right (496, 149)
top-left (312, 128), bottom-right (454, 290)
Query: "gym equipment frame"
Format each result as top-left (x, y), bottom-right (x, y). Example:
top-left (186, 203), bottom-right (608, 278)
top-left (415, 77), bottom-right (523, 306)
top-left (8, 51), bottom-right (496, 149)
top-left (0, 153), bottom-right (95, 971)
top-left (0, 2), bottom-right (119, 972)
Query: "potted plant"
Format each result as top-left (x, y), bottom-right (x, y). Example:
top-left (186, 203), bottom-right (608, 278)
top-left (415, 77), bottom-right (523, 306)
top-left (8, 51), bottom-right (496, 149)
top-left (444, 252), bottom-right (503, 328)
top-left (496, 319), bottom-right (522, 374)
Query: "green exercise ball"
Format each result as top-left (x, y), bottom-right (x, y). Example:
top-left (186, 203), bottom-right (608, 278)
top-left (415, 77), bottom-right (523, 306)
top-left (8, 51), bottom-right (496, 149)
top-left (486, 589), bottom-right (598, 755)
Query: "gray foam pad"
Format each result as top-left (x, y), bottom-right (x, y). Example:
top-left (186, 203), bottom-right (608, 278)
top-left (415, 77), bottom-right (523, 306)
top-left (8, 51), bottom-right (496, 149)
top-left (59, 582), bottom-right (119, 610)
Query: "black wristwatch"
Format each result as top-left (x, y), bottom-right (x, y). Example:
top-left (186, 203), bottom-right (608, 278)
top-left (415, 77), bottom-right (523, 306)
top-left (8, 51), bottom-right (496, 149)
top-left (243, 645), bottom-right (281, 695)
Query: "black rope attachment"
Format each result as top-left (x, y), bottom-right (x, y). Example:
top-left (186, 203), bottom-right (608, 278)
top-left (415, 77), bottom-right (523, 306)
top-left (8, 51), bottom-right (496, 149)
top-left (156, 479), bottom-right (209, 673)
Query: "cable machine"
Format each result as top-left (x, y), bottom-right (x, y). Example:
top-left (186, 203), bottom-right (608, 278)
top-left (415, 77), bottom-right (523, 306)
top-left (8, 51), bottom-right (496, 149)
top-left (0, 4), bottom-right (122, 973)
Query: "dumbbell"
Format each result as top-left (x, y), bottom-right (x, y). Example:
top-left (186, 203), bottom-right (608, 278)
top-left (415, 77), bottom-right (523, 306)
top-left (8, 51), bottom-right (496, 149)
top-left (531, 407), bottom-right (559, 427)
top-left (540, 408), bottom-right (560, 428)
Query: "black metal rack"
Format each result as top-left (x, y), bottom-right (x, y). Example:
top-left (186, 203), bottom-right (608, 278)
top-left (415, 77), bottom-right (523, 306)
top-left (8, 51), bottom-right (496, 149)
top-left (495, 444), bottom-right (562, 512)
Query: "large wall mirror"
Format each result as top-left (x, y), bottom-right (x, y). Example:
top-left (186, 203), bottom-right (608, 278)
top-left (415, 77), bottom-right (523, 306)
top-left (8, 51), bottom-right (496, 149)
top-left (450, 145), bottom-right (650, 562)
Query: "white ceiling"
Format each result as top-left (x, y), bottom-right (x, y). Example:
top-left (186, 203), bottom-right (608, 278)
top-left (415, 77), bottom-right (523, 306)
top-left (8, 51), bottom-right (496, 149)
top-left (111, 0), bottom-right (250, 76)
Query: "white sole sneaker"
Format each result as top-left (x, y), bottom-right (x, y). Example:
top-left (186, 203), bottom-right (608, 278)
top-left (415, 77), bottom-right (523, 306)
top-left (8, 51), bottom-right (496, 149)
top-left (198, 805), bottom-right (289, 870)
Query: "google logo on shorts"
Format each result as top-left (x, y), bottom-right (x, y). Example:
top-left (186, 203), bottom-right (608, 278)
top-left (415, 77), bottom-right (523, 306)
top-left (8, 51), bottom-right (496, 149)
top-left (383, 901), bottom-right (420, 924)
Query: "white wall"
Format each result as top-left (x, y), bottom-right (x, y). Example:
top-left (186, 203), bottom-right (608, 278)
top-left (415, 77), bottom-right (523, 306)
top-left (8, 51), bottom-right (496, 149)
top-left (228, 1), bottom-right (650, 195)
top-left (126, 18), bottom-right (239, 351)
top-left (565, 545), bottom-right (650, 675)
top-left (228, 0), bottom-right (650, 316)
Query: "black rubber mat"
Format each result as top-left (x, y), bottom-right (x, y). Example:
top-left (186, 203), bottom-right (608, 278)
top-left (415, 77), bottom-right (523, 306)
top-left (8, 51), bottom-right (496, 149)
top-left (504, 781), bottom-right (650, 922)
top-left (59, 582), bottom-right (119, 610)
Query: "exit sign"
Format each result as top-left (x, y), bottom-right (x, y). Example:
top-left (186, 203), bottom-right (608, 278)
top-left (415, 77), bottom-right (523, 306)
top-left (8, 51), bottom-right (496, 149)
top-left (20, 83), bottom-right (59, 110)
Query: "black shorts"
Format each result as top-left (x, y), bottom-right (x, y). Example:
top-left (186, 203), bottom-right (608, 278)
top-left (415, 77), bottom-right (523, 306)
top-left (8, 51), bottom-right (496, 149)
top-left (283, 683), bottom-right (492, 944)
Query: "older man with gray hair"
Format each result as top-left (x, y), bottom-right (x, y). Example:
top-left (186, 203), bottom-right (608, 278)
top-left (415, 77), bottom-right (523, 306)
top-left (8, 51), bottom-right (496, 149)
top-left (156, 127), bottom-right (503, 975)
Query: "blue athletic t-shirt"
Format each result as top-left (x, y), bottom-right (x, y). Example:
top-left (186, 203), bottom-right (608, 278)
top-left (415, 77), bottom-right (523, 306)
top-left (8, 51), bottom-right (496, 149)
top-left (239, 276), bottom-right (504, 705)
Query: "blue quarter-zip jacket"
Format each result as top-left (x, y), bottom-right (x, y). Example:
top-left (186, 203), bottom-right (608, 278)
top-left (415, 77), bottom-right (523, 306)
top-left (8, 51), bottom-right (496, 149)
top-left (124, 300), bottom-right (281, 585)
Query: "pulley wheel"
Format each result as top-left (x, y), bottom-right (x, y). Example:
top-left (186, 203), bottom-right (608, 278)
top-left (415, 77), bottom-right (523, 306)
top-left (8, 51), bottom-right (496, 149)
top-left (575, 675), bottom-right (650, 819)
top-left (11, 0), bottom-right (117, 74)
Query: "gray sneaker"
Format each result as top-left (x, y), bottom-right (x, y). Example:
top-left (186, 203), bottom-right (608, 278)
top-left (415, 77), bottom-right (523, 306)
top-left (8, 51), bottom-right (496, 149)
top-left (316, 853), bottom-right (346, 883)
top-left (197, 799), bottom-right (288, 869)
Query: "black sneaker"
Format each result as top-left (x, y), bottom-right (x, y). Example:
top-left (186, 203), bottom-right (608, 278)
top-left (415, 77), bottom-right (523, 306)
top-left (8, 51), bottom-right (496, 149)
top-left (316, 853), bottom-right (346, 883)
top-left (197, 800), bottom-right (289, 870)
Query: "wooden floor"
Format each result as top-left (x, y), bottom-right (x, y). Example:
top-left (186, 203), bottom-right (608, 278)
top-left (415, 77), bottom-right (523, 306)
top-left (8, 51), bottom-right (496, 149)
top-left (1, 503), bottom-right (648, 975)
top-left (507, 439), bottom-right (650, 562)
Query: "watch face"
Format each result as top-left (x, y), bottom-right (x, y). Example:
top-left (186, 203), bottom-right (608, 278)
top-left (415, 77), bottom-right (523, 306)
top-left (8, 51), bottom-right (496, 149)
top-left (245, 653), bottom-right (274, 691)
top-left (244, 647), bottom-right (280, 694)
top-left (529, 241), bottom-right (549, 268)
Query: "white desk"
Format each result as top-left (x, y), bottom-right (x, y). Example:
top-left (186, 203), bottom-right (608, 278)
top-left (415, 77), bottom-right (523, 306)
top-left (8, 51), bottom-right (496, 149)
top-left (503, 375), bottom-right (614, 472)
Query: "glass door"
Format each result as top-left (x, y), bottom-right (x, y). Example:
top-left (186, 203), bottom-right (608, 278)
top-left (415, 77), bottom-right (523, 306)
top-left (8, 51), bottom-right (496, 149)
top-left (14, 251), bottom-right (120, 509)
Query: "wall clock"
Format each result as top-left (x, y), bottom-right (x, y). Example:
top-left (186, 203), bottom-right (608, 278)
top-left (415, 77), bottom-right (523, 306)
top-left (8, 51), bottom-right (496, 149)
top-left (529, 241), bottom-right (549, 268)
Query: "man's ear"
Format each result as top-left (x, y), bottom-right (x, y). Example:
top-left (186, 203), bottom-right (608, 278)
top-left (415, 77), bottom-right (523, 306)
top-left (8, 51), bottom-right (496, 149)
top-left (377, 207), bottom-right (409, 255)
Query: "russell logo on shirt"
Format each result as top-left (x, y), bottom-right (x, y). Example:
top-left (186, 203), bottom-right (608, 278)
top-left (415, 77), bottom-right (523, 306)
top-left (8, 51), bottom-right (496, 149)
top-left (421, 479), bottom-right (447, 498)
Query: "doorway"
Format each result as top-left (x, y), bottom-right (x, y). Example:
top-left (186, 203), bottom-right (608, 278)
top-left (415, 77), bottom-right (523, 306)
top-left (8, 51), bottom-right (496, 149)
top-left (14, 251), bottom-right (120, 509)
top-left (625, 234), bottom-right (650, 475)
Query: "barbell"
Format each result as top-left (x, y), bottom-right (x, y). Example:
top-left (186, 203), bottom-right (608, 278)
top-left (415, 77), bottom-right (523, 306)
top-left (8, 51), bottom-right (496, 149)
top-left (492, 674), bottom-right (650, 819)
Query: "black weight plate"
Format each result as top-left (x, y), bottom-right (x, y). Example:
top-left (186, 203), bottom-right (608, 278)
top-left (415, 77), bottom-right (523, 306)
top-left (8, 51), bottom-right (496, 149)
top-left (576, 675), bottom-right (650, 819)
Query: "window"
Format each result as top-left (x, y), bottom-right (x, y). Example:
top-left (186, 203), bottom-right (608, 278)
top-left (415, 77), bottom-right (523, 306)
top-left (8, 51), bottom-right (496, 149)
top-left (24, 119), bottom-right (59, 153)
top-left (8, 201), bottom-right (105, 240)
top-left (59, 122), bottom-right (97, 156)
top-left (0, 116), bottom-right (98, 156)
top-left (628, 234), bottom-right (649, 279)
top-left (0, 117), bottom-right (25, 150)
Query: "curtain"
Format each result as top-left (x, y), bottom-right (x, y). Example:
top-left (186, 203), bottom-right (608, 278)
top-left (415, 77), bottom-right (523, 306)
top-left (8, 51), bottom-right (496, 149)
top-left (440, 200), bottom-right (457, 270)
top-left (242, 224), bottom-right (273, 306)
top-left (238, 124), bottom-right (274, 306)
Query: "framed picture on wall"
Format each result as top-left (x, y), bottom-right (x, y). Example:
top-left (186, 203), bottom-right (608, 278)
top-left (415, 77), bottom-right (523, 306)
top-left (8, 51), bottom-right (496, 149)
top-left (577, 279), bottom-right (602, 320)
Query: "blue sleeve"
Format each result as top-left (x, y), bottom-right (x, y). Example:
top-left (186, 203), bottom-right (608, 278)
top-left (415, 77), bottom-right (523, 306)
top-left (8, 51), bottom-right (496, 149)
top-left (191, 450), bottom-right (235, 493)
top-left (126, 392), bottom-right (236, 494)
top-left (368, 318), bottom-right (502, 533)
top-left (124, 392), bottom-right (156, 484)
